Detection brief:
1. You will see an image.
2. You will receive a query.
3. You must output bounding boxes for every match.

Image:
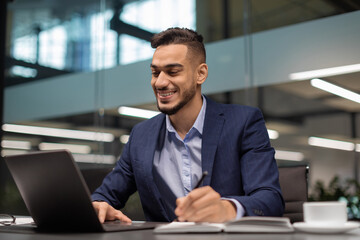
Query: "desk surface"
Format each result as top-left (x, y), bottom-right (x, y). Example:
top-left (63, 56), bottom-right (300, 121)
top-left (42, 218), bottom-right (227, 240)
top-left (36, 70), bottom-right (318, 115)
top-left (1, 227), bottom-right (360, 240)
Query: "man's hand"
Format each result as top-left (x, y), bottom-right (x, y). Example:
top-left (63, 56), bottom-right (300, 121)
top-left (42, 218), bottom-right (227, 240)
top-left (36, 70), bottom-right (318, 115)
top-left (92, 201), bottom-right (132, 223)
top-left (174, 186), bottom-right (236, 222)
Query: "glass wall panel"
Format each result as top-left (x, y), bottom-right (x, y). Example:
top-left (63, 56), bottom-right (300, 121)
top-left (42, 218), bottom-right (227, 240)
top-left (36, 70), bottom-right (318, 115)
top-left (243, 0), bottom-right (360, 217)
top-left (1, 0), bottom-right (197, 216)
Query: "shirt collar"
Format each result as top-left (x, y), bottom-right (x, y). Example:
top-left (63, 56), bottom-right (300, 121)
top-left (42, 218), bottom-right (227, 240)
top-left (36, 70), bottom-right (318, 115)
top-left (166, 95), bottom-right (207, 135)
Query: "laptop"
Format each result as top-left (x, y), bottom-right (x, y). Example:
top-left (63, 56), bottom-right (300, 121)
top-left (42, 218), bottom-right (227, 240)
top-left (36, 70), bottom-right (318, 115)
top-left (4, 150), bottom-right (160, 232)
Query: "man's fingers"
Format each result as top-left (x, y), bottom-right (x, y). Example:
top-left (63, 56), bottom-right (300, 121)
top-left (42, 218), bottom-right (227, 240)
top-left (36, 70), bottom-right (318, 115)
top-left (184, 204), bottom-right (215, 222)
top-left (178, 186), bottom-right (219, 210)
top-left (176, 186), bottom-right (212, 211)
top-left (115, 212), bottom-right (132, 223)
top-left (92, 201), bottom-right (132, 223)
top-left (175, 193), bottom-right (200, 219)
top-left (179, 189), bottom-right (220, 220)
top-left (93, 202), bottom-right (107, 223)
top-left (175, 197), bottom-right (187, 215)
top-left (98, 206), bottom-right (107, 223)
top-left (189, 188), bottom-right (220, 210)
top-left (105, 206), bottom-right (132, 223)
top-left (175, 186), bottom-right (236, 222)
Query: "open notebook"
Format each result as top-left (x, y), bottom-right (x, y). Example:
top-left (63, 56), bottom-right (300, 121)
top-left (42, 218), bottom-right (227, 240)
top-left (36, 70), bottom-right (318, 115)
top-left (154, 216), bottom-right (294, 233)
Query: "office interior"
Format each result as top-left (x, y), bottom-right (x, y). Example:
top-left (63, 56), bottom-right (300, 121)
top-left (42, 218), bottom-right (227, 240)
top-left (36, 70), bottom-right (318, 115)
top-left (1, 0), bottom-right (360, 220)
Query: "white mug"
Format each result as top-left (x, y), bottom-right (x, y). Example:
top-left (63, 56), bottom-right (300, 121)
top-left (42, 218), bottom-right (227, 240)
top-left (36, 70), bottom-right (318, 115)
top-left (303, 201), bottom-right (347, 225)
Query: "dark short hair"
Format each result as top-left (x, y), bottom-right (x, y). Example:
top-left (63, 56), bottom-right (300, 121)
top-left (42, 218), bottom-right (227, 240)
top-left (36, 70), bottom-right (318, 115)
top-left (150, 27), bottom-right (206, 63)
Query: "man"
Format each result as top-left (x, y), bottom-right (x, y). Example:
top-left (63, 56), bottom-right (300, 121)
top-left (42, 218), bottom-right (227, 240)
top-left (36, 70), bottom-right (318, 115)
top-left (92, 27), bottom-right (284, 223)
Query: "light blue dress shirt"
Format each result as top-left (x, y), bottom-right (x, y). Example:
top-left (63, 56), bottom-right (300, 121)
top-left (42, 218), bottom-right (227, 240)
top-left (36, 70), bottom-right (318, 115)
top-left (153, 96), bottom-right (244, 220)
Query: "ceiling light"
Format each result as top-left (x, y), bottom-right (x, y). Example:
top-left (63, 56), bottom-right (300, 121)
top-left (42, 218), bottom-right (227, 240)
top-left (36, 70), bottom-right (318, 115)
top-left (118, 106), bottom-right (160, 119)
top-left (1, 149), bottom-right (29, 157)
top-left (289, 63), bottom-right (360, 80)
top-left (275, 150), bottom-right (305, 161)
top-left (72, 154), bottom-right (116, 164)
top-left (310, 78), bottom-right (360, 103)
top-left (1, 140), bottom-right (31, 150)
top-left (11, 65), bottom-right (37, 78)
top-left (308, 136), bottom-right (355, 151)
top-left (39, 142), bottom-right (91, 154)
top-left (120, 135), bottom-right (130, 144)
top-left (268, 129), bottom-right (279, 139)
top-left (2, 124), bottom-right (114, 142)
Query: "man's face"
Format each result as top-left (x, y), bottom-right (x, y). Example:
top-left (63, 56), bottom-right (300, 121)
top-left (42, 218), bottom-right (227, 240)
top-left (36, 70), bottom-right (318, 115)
top-left (150, 44), bottom-right (199, 115)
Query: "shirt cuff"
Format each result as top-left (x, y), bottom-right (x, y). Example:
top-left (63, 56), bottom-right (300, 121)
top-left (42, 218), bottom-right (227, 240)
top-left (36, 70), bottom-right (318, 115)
top-left (222, 197), bottom-right (245, 220)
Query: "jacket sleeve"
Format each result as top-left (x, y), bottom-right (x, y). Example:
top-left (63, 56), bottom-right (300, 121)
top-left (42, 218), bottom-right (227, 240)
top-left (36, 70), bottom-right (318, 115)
top-left (91, 134), bottom-right (137, 209)
top-left (228, 108), bottom-right (284, 217)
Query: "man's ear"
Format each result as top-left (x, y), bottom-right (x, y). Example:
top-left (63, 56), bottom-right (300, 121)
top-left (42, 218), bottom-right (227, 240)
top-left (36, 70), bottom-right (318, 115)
top-left (196, 63), bottom-right (208, 85)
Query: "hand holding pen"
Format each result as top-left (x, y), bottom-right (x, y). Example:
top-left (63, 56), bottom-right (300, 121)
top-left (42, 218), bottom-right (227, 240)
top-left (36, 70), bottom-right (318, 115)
top-left (174, 171), bottom-right (236, 223)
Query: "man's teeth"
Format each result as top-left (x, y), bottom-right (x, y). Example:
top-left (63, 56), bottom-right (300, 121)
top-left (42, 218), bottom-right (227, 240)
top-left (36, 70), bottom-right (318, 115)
top-left (160, 92), bottom-right (174, 97)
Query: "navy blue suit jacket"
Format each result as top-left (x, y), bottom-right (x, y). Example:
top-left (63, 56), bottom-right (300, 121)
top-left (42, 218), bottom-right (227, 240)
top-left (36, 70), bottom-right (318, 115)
top-left (92, 96), bottom-right (284, 221)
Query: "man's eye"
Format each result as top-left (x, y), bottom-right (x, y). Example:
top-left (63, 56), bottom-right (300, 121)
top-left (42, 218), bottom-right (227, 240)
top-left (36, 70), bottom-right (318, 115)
top-left (168, 71), bottom-right (178, 76)
top-left (152, 72), bottom-right (159, 77)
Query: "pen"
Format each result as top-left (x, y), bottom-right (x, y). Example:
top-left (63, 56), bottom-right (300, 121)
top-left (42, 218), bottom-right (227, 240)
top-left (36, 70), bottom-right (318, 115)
top-left (194, 171), bottom-right (208, 189)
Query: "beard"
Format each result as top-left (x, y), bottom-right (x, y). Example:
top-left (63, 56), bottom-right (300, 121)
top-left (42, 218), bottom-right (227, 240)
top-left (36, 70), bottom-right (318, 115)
top-left (156, 86), bottom-right (196, 115)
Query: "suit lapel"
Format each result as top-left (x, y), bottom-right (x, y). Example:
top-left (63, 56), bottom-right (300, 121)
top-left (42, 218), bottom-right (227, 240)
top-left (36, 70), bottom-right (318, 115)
top-left (140, 114), bottom-right (174, 221)
top-left (201, 97), bottom-right (225, 186)
top-left (141, 115), bottom-right (165, 184)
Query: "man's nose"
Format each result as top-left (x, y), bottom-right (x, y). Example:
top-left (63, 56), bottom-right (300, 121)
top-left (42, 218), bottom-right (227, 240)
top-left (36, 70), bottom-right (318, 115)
top-left (155, 72), bottom-right (169, 87)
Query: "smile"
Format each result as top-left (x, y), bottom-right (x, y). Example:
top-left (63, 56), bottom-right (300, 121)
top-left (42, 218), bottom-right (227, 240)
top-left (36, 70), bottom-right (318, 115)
top-left (160, 92), bottom-right (174, 97)
top-left (157, 89), bottom-right (177, 98)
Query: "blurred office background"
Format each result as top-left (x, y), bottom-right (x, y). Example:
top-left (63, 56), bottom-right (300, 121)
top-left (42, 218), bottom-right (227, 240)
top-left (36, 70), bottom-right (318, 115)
top-left (1, 0), bottom-right (360, 217)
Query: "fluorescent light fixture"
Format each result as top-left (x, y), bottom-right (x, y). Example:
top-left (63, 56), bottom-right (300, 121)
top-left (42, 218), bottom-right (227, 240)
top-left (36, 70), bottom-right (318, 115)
top-left (72, 154), bottom-right (116, 164)
top-left (289, 63), bottom-right (360, 80)
top-left (267, 129), bottom-right (279, 139)
top-left (275, 150), bottom-right (305, 161)
top-left (1, 140), bottom-right (31, 150)
top-left (2, 124), bottom-right (114, 142)
top-left (1, 149), bottom-right (29, 157)
top-left (357, 144), bottom-right (360, 152)
top-left (118, 106), bottom-right (160, 119)
top-left (11, 65), bottom-right (37, 78)
top-left (311, 78), bottom-right (360, 103)
top-left (120, 134), bottom-right (130, 144)
top-left (308, 136), bottom-right (355, 151)
top-left (39, 142), bottom-right (91, 154)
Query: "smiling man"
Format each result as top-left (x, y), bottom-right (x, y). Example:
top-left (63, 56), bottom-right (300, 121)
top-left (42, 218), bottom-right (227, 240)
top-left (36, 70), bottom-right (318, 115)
top-left (150, 43), bottom-right (206, 139)
top-left (92, 28), bottom-right (284, 223)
